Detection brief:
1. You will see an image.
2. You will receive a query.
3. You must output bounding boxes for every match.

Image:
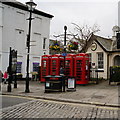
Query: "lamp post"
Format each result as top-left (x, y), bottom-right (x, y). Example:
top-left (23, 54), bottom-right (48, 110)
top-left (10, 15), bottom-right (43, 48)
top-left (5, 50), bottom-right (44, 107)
top-left (64, 26), bottom-right (67, 52)
top-left (7, 48), bottom-right (17, 91)
top-left (64, 26), bottom-right (67, 67)
top-left (63, 26), bottom-right (67, 92)
top-left (25, 0), bottom-right (37, 93)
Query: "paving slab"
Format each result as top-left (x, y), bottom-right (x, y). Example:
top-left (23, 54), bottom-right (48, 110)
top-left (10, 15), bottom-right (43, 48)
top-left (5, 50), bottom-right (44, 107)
top-left (1, 80), bottom-right (120, 107)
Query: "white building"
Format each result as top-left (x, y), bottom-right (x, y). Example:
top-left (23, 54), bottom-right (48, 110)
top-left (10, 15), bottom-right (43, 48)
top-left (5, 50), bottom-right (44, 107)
top-left (0, 0), bottom-right (53, 77)
top-left (84, 26), bottom-right (120, 80)
top-left (118, 1), bottom-right (120, 27)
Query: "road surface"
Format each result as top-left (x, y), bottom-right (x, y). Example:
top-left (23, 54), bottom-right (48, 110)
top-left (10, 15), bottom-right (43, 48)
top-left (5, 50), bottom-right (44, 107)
top-left (0, 95), bottom-right (119, 119)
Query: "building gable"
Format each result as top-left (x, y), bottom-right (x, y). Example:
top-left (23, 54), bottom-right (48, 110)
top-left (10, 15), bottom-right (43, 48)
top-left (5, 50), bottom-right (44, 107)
top-left (85, 34), bottom-right (113, 53)
top-left (95, 36), bottom-right (112, 52)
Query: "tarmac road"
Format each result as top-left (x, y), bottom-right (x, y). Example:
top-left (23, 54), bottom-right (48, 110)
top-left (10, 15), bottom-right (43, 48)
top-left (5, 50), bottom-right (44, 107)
top-left (1, 95), bottom-right (32, 108)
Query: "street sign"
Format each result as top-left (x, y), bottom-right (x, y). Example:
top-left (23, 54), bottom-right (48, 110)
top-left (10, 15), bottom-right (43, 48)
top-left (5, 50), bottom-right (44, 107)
top-left (62, 53), bottom-right (67, 56)
top-left (67, 77), bottom-right (76, 92)
top-left (68, 78), bottom-right (75, 89)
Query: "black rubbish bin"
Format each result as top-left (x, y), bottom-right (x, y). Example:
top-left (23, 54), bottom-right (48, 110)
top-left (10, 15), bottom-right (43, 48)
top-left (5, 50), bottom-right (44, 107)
top-left (44, 75), bottom-right (65, 93)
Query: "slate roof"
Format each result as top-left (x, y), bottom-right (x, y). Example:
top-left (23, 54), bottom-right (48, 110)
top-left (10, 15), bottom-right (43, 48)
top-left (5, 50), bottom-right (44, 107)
top-left (84, 34), bottom-right (120, 53)
top-left (95, 35), bottom-right (113, 51)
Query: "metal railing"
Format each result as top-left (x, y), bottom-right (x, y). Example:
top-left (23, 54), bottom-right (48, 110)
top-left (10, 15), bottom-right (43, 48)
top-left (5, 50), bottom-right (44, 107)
top-left (90, 67), bottom-right (98, 84)
top-left (109, 66), bottom-right (120, 85)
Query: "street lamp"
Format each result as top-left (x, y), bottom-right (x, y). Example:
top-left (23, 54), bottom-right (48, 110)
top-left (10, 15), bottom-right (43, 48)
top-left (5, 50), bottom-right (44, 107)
top-left (64, 26), bottom-right (67, 52)
top-left (25, 0), bottom-right (37, 93)
top-left (63, 26), bottom-right (67, 92)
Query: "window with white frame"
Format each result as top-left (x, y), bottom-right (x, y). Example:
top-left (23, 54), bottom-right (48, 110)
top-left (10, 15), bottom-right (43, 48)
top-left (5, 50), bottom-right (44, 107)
top-left (33, 62), bottom-right (39, 72)
top-left (16, 62), bottom-right (22, 73)
top-left (97, 52), bottom-right (104, 69)
top-left (43, 38), bottom-right (46, 49)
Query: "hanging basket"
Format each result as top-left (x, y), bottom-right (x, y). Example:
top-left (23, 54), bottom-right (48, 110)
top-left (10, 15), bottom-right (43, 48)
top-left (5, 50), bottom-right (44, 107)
top-left (50, 40), bottom-right (63, 51)
top-left (50, 45), bottom-right (60, 51)
top-left (68, 41), bottom-right (78, 50)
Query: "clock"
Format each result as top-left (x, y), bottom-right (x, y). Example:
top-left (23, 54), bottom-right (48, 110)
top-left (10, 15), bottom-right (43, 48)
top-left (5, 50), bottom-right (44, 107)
top-left (91, 43), bottom-right (97, 51)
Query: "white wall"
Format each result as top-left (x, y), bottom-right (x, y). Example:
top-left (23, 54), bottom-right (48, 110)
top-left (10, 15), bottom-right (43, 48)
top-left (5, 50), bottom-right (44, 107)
top-left (1, 3), bottom-right (52, 77)
top-left (87, 42), bottom-right (108, 79)
top-left (0, 3), bottom-right (3, 71)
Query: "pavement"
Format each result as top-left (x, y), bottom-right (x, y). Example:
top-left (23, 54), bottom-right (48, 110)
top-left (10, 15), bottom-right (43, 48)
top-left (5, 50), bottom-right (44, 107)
top-left (1, 79), bottom-right (120, 107)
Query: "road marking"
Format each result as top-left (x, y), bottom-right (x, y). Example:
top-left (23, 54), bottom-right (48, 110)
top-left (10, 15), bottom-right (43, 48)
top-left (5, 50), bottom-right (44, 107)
top-left (1, 94), bottom-right (119, 110)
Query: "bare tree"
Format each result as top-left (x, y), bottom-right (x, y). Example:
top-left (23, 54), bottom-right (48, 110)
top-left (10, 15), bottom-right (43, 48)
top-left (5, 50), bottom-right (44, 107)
top-left (70, 23), bottom-right (100, 52)
top-left (52, 23), bottom-right (100, 53)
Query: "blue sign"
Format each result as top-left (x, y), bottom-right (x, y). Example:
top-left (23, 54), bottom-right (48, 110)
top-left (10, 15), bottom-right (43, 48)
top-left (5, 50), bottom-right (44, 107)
top-left (62, 53), bottom-right (67, 56)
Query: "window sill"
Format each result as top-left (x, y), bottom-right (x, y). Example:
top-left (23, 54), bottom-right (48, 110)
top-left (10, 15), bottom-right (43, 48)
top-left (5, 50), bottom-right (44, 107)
top-left (96, 69), bottom-right (104, 72)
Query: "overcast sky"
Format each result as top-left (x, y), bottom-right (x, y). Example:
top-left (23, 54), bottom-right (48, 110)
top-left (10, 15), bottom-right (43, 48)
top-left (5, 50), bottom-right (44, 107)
top-left (18, 0), bottom-right (119, 39)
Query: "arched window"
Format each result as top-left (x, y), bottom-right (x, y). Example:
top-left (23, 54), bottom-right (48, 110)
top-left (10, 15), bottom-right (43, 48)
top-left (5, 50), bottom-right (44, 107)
top-left (114, 55), bottom-right (120, 66)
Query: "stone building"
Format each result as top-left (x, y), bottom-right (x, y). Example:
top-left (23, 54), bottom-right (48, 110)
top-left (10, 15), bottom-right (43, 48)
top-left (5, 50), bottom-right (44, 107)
top-left (85, 27), bottom-right (120, 79)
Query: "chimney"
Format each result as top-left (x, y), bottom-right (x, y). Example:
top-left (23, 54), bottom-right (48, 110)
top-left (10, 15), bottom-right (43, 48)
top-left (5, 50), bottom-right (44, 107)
top-left (112, 26), bottom-right (120, 40)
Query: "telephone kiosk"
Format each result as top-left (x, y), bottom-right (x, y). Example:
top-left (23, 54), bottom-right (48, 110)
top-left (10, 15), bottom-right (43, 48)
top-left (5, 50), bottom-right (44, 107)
top-left (41, 55), bottom-right (51, 82)
top-left (50, 54), bottom-right (64, 76)
top-left (65, 54), bottom-right (76, 77)
top-left (74, 53), bottom-right (90, 85)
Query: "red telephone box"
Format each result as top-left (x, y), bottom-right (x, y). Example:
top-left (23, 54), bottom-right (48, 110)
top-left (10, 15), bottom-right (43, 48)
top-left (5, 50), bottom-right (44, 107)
top-left (41, 55), bottom-right (51, 82)
top-left (74, 53), bottom-right (90, 85)
top-left (65, 54), bottom-right (76, 77)
top-left (50, 54), bottom-right (64, 76)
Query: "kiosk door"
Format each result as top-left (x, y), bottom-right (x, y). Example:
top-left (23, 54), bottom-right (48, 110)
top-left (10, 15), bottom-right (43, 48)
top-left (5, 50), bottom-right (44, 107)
top-left (41, 55), bottom-right (51, 82)
top-left (50, 54), bottom-right (64, 76)
top-left (75, 59), bottom-right (82, 84)
top-left (74, 53), bottom-right (90, 85)
top-left (65, 54), bottom-right (75, 77)
top-left (65, 60), bottom-right (71, 76)
top-left (51, 59), bottom-right (57, 75)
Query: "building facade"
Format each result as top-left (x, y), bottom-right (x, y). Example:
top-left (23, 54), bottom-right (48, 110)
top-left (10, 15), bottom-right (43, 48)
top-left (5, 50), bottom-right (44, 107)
top-left (85, 30), bottom-right (120, 79)
top-left (0, 0), bottom-right (53, 77)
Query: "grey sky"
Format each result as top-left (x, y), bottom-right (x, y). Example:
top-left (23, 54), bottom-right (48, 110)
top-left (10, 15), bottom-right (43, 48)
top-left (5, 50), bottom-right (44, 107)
top-left (18, 0), bottom-right (119, 39)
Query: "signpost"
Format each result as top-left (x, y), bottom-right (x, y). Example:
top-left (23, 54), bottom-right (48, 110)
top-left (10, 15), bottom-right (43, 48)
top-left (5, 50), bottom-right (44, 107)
top-left (61, 53), bottom-right (67, 56)
top-left (67, 77), bottom-right (76, 92)
top-left (7, 47), bottom-right (17, 92)
top-left (12, 50), bottom-right (17, 88)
